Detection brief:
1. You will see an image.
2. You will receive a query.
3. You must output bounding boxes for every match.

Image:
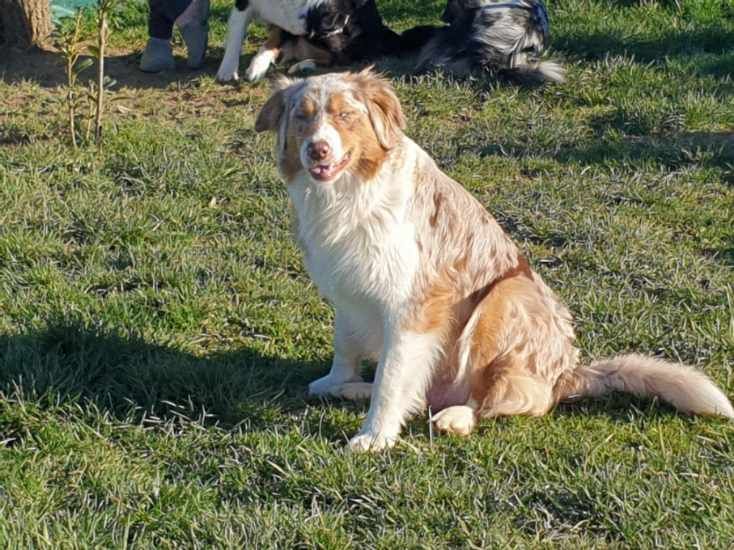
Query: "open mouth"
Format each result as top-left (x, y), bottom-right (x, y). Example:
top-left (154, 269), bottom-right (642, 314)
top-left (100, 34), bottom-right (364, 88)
top-left (308, 152), bottom-right (351, 182)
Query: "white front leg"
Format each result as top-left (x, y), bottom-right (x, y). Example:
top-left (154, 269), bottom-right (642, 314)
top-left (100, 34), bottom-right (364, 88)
top-left (348, 329), bottom-right (441, 452)
top-left (309, 310), bottom-right (372, 400)
top-left (246, 42), bottom-right (278, 82)
top-left (216, 7), bottom-right (253, 82)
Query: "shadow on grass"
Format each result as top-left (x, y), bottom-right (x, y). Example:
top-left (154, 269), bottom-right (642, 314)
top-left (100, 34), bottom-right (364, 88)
top-left (0, 44), bottom-right (416, 92)
top-left (0, 46), bottom-right (238, 90)
top-left (557, 131), bottom-right (734, 174)
top-left (0, 318), bottom-right (699, 444)
top-left (473, 130), bottom-right (734, 176)
top-left (0, 320), bottom-right (366, 442)
top-left (555, 25), bottom-right (734, 71)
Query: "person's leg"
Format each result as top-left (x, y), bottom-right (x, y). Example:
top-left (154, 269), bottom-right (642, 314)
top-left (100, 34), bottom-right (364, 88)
top-left (176, 0), bottom-right (210, 69)
top-left (141, 0), bottom-right (199, 72)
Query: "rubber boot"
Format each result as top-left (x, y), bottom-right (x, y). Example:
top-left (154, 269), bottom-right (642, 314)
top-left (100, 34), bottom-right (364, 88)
top-left (139, 37), bottom-right (175, 72)
top-left (177, 0), bottom-right (210, 69)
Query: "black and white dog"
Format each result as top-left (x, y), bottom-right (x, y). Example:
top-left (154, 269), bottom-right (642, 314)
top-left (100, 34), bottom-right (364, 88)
top-left (401, 0), bottom-right (564, 83)
top-left (216, 0), bottom-right (401, 82)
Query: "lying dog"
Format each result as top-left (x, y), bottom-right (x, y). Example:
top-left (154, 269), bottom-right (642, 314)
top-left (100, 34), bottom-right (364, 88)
top-left (216, 0), bottom-right (400, 82)
top-left (254, 69), bottom-right (732, 451)
top-left (401, 0), bottom-right (564, 82)
top-left (304, 0), bottom-right (402, 64)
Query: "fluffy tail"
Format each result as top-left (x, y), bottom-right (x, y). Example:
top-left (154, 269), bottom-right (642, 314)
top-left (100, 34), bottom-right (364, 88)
top-left (556, 354), bottom-right (734, 418)
top-left (502, 59), bottom-right (565, 84)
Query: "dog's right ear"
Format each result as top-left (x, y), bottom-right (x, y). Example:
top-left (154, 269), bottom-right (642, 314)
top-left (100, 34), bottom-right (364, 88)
top-left (255, 89), bottom-right (286, 133)
top-left (354, 67), bottom-right (406, 150)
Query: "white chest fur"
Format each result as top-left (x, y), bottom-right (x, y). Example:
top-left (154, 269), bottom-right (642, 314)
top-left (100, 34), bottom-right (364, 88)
top-left (288, 152), bottom-right (419, 314)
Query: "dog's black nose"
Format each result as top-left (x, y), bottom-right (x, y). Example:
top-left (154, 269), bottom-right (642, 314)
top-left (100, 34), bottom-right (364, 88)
top-left (308, 141), bottom-right (331, 161)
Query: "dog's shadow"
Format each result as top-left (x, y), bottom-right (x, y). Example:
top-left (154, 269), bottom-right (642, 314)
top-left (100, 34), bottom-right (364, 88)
top-left (0, 320), bottom-right (371, 443)
top-left (0, 319), bottom-right (693, 448)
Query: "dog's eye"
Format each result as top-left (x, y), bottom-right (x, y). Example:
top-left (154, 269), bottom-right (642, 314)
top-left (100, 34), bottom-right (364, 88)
top-left (338, 111), bottom-right (353, 121)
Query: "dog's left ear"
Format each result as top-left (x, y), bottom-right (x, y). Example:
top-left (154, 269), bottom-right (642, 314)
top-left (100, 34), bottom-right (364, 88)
top-left (358, 69), bottom-right (406, 149)
top-left (255, 77), bottom-right (298, 132)
top-left (255, 89), bottom-right (286, 133)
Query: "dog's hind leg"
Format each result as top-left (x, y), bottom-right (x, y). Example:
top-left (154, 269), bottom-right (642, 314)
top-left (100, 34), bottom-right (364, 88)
top-left (477, 365), bottom-right (555, 418)
top-left (432, 363), bottom-right (555, 436)
top-left (433, 273), bottom-right (575, 435)
top-left (217, 2), bottom-right (254, 82)
top-left (432, 402), bottom-right (478, 436)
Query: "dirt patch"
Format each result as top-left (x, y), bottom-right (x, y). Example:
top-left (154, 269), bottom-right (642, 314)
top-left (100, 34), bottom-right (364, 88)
top-left (0, 44), bottom-right (273, 123)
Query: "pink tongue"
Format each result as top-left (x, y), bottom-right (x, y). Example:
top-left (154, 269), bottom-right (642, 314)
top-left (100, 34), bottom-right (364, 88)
top-left (313, 165), bottom-right (331, 176)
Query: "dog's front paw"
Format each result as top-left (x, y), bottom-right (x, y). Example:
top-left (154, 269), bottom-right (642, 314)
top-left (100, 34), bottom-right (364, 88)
top-left (287, 59), bottom-right (317, 75)
top-left (245, 56), bottom-right (272, 82)
top-left (216, 66), bottom-right (239, 82)
top-left (348, 431), bottom-right (397, 453)
top-left (308, 375), bottom-right (371, 400)
top-left (337, 382), bottom-right (372, 401)
top-left (308, 374), bottom-right (342, 397)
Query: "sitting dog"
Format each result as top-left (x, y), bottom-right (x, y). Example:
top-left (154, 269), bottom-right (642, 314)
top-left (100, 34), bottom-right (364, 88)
top-left (401, 0), bottom-right (564, 83)
top-left (254, 69), bottom-right (732, 451)
top-left (216, 0), bottom-right (401, 82)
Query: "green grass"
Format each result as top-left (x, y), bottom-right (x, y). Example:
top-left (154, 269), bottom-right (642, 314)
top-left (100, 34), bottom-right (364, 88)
top-left (1, 0), bottom-right (734, 546)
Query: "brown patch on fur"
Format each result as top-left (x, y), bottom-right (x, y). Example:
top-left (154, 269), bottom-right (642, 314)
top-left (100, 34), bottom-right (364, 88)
top-left (473, 355), bottom-right (554, 417)
top-left (468, 279), bottom-right (521, 391)
top-left (453, 233), bottom-right (475, 271)
top-left (551, 369), bottom-right (586, 403)
top-left (406, 275), bottom-right (458, 336)
top-left (488, 255), bottom-right (532, 291)
top-left (263, 26), bottom-right (284, 53)
top-left (470, 354), bottom-right (511, 406)
top-left (429, 192), bottom-right (444, 227)
top-left (453, 252), bottom-right (469, 272)
top-left (466, 266), bottom-right (559, 416)
top-left (345, 68), bottom-right (406, 150)
top-left (325, 91), bottom-right (387, 181)
top-left (299, 97), bottom-right (317, 120)
top-left (463, 263), bottom-right (535, 395)
top-left (281, 37), bottom-right (334, 67)
top-left (406, 254), bottom-right (531, 342)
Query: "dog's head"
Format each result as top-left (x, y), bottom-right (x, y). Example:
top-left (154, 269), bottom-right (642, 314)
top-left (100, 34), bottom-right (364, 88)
top-left (304, 0), bottom-right (366, 50)
top-left (255, 69), bottom-right (406, 184)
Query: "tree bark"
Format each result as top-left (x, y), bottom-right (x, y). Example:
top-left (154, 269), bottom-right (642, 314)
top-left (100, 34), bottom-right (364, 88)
top-left (0, 0), bottom-right (53, 48)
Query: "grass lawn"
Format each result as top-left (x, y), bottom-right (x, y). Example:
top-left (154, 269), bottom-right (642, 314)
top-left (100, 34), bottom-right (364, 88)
top-left (1, 0), bottom-right (733, 546)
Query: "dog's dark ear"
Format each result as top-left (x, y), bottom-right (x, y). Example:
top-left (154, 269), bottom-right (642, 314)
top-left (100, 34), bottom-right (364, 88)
top-left (356, 68), bottom-right (406, 149)
top-left (255, 90), bottom-right (286, 132)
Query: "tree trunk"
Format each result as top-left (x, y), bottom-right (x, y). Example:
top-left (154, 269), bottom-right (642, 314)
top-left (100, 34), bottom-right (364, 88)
top-left (0, 0), bottom-right (52, 48)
